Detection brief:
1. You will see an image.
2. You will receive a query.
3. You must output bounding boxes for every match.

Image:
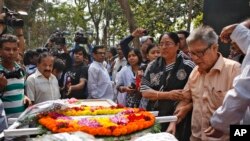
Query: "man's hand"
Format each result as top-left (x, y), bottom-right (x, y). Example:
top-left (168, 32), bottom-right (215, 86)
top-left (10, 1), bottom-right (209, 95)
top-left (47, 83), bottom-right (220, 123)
top-left (220, 24), bottom-right (238, 43)
top-left (242, 19), bottom-right (250, 29)
top-left (0, 13), bottom-right (6, 35)
top-left (23, 95), bottom-right (32, 107)
top-left (174, 103), bottom-right (192, 123)
top-left (166, 121), bottom-right (177, 135)
top-left (131, 28), bottom-right (147, 37)
top-left (0, 73), bottom-right (7, 90)
top-left (204, 126), bottom-right (224, 138)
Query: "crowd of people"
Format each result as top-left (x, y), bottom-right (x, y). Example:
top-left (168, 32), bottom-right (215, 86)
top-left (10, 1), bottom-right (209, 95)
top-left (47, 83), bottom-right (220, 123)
top-left (0, 9), bottom-right (249, 141)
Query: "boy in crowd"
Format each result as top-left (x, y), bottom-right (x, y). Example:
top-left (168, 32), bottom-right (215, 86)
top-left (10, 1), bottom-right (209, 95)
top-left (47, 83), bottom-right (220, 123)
top-left (63, 47), bottom-right (88, 99)
top-left (0, 34), bottom-right (31, 119)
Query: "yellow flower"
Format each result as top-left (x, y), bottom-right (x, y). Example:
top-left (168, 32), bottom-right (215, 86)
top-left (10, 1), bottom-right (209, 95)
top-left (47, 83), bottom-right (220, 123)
top-left (95, 117), bottom-right (117, 128)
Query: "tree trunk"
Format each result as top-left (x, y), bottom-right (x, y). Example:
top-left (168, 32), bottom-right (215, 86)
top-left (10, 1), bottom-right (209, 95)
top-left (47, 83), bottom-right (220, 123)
top-left (102, 21), bottom-right (108, 48)
top-left (94, 23), bottom-right (100, 45)
top-left (86, 0), bottom-right (103, 45)
top-left (117, 0), bottom-right (140, 48)
top-left (0, 0), bottom-right (3, 13)
top-left (102, 0), bottom-right (110, 48)
top-left (187, 0), bottom-right (193, 31)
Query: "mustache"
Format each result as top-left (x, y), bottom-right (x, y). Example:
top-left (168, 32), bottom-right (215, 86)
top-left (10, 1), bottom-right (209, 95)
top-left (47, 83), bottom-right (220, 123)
top-left (44, 70), bottom-right (52, 72)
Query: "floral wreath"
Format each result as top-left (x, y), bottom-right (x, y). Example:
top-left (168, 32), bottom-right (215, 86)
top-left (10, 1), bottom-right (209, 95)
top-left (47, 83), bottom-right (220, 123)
top-left (37, 105), bottom-right (155, 137)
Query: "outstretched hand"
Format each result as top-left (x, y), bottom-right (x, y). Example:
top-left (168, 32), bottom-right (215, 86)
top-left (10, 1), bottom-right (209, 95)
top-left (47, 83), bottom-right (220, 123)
top-left (23, 95), bottom-right (32, 107)
top-left (0, 73), bottom-right (7, 89)
top-left (174, 103), bottom-right (192, 123)
top-left (131, 28), bottom-right (147, 37)
top-left (166, 121), bottom-right (177, 135)
top-left (220, 24), bottom-right (238, 44)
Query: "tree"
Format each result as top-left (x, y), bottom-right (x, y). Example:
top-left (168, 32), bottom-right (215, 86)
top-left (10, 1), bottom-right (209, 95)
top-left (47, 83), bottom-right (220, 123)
top-left (118, 0), bottom-right (140, 48)
top-left (86, 0), bottom-right (104, 45)
top-left (16, 0), bottom-right (204, 49)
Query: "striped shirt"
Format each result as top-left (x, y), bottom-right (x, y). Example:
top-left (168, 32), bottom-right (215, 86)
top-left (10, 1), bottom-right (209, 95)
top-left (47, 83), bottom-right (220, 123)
top-left (0, 63), bottom-right (25, 118)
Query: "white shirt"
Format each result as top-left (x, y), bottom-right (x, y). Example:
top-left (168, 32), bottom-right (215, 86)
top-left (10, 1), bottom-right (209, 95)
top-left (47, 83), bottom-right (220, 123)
top-left (211, 24), bottom-right (250, 133)
top-left (112, 57), bottom-right (127, 81)
top-left (26, 69), bottom-right (61, 104)
top-left (88, 61), bottom-right (114, 99)
top-left (115, 65), bottom-right (135, 105)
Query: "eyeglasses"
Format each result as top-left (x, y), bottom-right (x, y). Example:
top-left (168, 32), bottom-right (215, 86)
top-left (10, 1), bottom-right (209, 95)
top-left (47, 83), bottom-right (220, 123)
top-left (158, 41), bottom-right (175, 48)
top-left (95, 52), bottom-right (106, 55)
top-left (189, 44), bottom-right (212, 58)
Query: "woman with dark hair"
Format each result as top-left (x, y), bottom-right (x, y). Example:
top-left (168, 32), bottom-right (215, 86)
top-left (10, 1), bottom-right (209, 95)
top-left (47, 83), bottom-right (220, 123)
top-left (140, 32), bottom-right (195, 141)
top-left (116, 48), bottom-right (143, 107)
top-left (145, 43), bottom-right (160, 62)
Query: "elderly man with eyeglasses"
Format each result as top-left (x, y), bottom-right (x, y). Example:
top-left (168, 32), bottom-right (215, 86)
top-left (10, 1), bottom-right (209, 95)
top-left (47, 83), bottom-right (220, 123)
top-left (166, 26), bottom-right (241, 141)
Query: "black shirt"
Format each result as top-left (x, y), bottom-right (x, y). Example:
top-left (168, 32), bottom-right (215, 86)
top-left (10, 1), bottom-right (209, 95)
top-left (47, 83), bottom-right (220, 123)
top-left (64, 63), bottom-right (88, 99)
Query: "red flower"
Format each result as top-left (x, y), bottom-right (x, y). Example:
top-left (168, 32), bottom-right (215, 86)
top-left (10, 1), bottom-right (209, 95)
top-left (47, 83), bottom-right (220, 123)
top-left (127, 114), bottom-right (144, 122)
top-left (56, 122), bottom-right (69, 128)
top-left (116, 104), bottom-right (125, 108)
top-left (109, 126), bottom-right (117, 132)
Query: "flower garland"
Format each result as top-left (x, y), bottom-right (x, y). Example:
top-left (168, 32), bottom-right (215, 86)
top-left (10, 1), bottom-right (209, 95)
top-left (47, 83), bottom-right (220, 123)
top-left (38, 107), bottom-right (155, 137)
top-left (59, 105), bottom-right (127, 116)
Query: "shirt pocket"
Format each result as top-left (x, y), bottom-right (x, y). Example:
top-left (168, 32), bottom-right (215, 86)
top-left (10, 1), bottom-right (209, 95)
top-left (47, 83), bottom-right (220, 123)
top-left (208, 87), bottom-right (227, 110)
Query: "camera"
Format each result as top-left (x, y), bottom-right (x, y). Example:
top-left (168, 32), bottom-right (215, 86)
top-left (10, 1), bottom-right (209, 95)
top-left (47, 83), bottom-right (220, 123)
top-left (143, 30), bottom-right (149, 35)
top-left (0, 68), bottom-right (25, 79)
top-left (139, 64), bottom-right (147, 71)
top-left (50, 31), bottom-right (66, 45)
top-left (74, 32), bottom-right (88, 44)
top-left (130, 82), bottom-right (136, 89)
top-left (1, 7), bottom-right (24, 27)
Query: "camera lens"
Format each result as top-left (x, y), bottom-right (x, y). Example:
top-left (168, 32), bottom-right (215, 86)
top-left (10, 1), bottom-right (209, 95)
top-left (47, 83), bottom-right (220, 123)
top-left (143, 30), bottom-right (149, 35)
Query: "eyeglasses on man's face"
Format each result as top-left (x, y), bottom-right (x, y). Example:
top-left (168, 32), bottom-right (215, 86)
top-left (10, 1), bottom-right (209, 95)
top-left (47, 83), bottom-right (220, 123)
top-left (188, 44), bottom-right (212, 58)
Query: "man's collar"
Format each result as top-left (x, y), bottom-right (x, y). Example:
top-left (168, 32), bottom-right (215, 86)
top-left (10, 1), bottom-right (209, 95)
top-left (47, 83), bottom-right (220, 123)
top-left (34, 69), bottom-right (43, 78)
top-left (34, 69), bottom-right (53, 79)
top-left (210, 53), bottom-right (224, 72)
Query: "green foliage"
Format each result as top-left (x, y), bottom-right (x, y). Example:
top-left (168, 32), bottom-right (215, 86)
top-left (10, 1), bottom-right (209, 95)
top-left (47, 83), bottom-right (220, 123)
top-left (25, 0), bottom-right (204, 49)
top-left (192, 12), bottom-right (203, 29)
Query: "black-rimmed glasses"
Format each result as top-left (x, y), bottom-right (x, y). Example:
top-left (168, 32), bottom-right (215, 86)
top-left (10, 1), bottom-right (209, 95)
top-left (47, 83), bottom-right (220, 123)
top-left (188, 44), bottom-right (212, 58)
